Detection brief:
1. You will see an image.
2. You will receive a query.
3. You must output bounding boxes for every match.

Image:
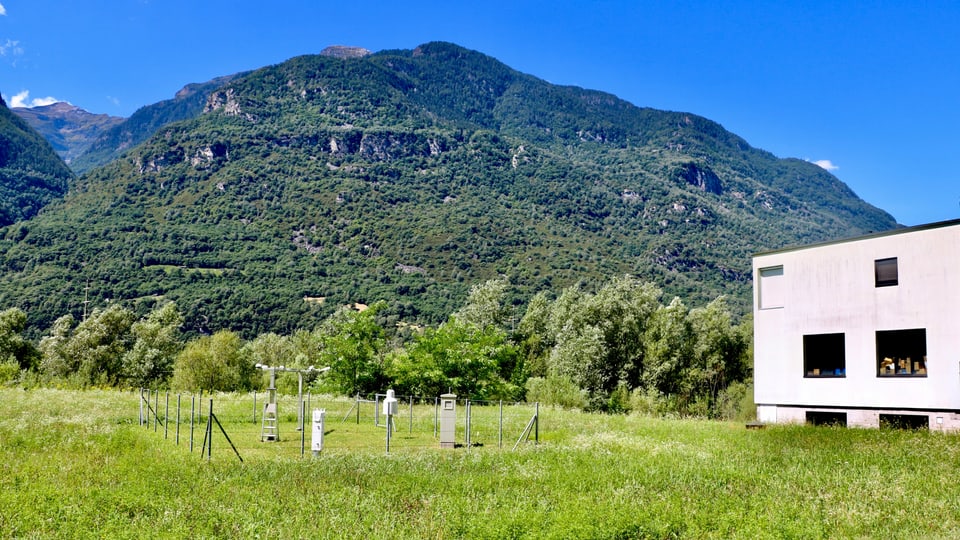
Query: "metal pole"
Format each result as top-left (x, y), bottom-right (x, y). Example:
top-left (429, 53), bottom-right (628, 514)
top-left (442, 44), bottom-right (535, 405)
top-left (434, 397), bottom-right (438, 438)
top-left (465, 400), bottom-right (471, 448)
top-left (207, 399), bottom-right (214, 461)
top-left (375, 394), bottom-right (380, 427)
top-left (253, 391), bottom-right (257, 424)
top-left (154, 390), bottom-right (159, 432)
top-left (164, 392), bottom-right (169, 439)
top-left (409, 396), bottom-right (413, 433)
top-left (356, 393), bottom-right (360, 425)
top-left (385, 414), bottom-right (391, 454)
top-left (535, 402), bottom-right (539, 444)
top-left (306, 391), bottom-right (311, 432)
top-left (300, 400), bottom-right (306, 457)
top-left (499, 400), bottom-right (503, 449)
top-left (139, 388), bottom-right (143, 426)
top-left (297, 373), bottom-right (304, 431)
top-left (190, 395), bottom-right (195, 452)
top-left (176, 394), bottom-right (181, 445)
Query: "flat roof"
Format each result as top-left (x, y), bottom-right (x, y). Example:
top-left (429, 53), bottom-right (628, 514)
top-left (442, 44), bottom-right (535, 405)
top-left (753, 217), bottom-right (960, 258)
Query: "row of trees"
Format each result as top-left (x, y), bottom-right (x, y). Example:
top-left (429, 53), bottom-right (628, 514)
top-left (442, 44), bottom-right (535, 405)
top-left (0, 276), bottom-right (753, 416)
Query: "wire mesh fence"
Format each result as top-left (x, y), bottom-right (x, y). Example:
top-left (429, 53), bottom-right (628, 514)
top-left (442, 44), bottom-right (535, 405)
top-left (138, 388), bottom-right (540, 461)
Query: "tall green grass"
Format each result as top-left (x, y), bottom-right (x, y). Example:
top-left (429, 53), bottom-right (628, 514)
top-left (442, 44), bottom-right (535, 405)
top-left (2, 388), bottom-right (960, 538)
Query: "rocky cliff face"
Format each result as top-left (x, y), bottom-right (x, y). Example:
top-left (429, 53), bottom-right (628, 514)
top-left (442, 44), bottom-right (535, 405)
top-left (676, 162), bottom-right (722, 195)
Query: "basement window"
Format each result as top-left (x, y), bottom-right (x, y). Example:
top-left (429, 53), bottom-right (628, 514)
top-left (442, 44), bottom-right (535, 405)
top-left (880, 414), bottom-right (929, 430)
top-left (806, 411), bottom-right (847, 427)
top-left (875, 257), bottom-right (898, 287)
top-left (877, 328), bottom-right (927, 377)
top-left (804, 333), bottom-right (846, 377)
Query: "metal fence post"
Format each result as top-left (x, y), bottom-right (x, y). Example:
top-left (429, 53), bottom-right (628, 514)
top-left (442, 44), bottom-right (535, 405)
top-left (499, 400), bottom-right (503, 449)
top-left (154, 390), bottom-right (159, 432)
top-left (190, 395), bottom-right (195, 453)
top-left (176, 394), bottom-right (181, 445)
top-left (409, 396), bottom-right (413, 433)
top-left (164, 392), bottom-right (169, 439)
top-left (253, 391), bottom-right (257, 424)
top-left (207, 399), bottom-right (214, 461)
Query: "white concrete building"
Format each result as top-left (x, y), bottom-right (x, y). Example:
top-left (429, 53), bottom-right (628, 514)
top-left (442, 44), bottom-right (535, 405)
top-left (753, 219), bottom-right (960, 431)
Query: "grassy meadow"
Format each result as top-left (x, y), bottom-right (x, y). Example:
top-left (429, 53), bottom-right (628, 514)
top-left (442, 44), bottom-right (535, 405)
top-left (2, 388), bottom-right (960, 539)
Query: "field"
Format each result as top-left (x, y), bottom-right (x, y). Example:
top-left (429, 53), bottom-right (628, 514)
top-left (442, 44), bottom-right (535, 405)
top-left (3, 389), bottom-right (960, 538)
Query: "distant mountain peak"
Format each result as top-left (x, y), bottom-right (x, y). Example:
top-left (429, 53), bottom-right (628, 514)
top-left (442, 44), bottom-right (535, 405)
top-left (23, 101), bottom-right (80, 114)
top-left (11, 102), bottom-right (124, 165)
top-left (320, 45), bottom-right (371, 59)
top-left (175, 73), bottom-right (246, 100)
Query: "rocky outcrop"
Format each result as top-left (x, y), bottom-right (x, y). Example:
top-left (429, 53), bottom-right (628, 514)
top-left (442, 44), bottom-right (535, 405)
top-left (675, 162), bottom-right (722, 195)
top-left (320, 46), bottom-right (372, 59)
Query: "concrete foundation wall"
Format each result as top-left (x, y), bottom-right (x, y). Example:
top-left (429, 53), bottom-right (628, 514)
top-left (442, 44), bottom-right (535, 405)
top-left (759, 405), bottom-right (960, 433)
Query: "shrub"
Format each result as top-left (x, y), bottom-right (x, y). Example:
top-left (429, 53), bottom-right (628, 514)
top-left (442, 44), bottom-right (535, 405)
top-left (524, 375), bottom-right (587, 409)
top-left (0, 361), bottom-right (19, 385)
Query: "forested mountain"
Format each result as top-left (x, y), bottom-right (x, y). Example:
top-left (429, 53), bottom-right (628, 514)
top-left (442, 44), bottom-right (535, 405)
top-left (0, 94), bottom-right (74, 226)
top-left (0, 42), bottom-right (898, 337)
top-left (11, 102), bottom-right (123, 166)
top-left (68, 73), bottom-right (244, 174)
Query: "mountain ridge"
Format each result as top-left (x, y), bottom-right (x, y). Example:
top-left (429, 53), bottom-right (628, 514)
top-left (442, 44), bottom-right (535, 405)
top-left (11, 102), bottom-right (124, 165)
top-left (0, 42), bottom-right (897, 336)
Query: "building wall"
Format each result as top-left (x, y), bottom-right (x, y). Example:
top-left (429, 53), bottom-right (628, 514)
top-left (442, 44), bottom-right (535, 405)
top-left (753, 222), bottom-right (960, 415)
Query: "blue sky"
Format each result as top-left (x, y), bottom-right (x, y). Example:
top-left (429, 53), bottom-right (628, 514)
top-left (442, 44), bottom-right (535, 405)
top-left (1, 1), bottom-right (958, 226)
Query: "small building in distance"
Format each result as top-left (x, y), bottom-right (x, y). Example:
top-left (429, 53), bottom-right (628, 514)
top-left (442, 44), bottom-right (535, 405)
top-left (753, 218), bottom-right (960, 430)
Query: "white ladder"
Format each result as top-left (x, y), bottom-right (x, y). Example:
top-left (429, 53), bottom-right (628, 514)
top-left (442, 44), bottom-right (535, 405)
top-left (261, 403), bottom-right (279, 442)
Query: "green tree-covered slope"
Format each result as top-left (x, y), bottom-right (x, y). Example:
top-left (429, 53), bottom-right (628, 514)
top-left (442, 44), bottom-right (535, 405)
top-left (0, 95), bottom-right (74, 226)
top-left (69, 73), bottom-right (244, 174)
top-left (0, 42), bottom-right (897, 336)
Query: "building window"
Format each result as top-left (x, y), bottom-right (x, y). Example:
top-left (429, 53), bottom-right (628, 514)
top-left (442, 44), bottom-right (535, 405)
top-left (758, 266), bottom-right (784, 309)
top-left (879, 414), bottom-right (928, 430)
top-left (875, 257), bottom-right (898, 287)
top-left (877, 328), bottom-right (927, 376)
top-left (806, 411), bottom-right (847, 427)
top-left (804, 333), bottom-right (845, 377)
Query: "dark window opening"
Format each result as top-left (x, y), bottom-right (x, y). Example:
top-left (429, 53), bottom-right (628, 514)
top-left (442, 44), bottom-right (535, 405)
top-left (806, 411), bottom-right (847, 427)
top-left (804, 333), bottom-right (846, 377)
top-left (875, 257), bottom-right (898, 287)
top-left (877, 328), bottom-right (927, 377)
top-left (880, 414), bottom-right (928, 430)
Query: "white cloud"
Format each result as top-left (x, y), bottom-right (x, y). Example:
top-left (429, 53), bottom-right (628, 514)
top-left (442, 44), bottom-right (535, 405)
top-left (811, 159), bottom-right (839, 171)
top-left (9, 90), bottom-right (59, 108)
top-left (107, 95), bottom-right (121, 106)
top-left (9, 90), bottom-right (29, 107)
top-left (0, 3), bottom-right (7, 16)
top-left (30, 96), bottom-right (58, 107)
top-left (0, 39), bottom-right (23, 57)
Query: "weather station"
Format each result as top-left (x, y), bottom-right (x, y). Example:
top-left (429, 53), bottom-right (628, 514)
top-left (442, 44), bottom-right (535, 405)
top-left (255, 364), bottom-right (330, 442)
